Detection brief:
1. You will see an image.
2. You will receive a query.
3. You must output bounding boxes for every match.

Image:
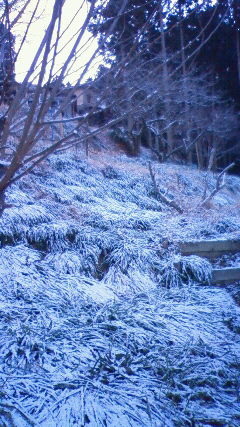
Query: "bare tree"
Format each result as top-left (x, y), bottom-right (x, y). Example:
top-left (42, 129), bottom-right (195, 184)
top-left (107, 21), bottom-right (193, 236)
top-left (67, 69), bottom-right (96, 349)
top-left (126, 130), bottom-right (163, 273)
top-left (102, 53), bottom-right (239, 168)
top-left (0, 0), bottom-right (132, 213)
top-left (0, 0), bottom-right (238, 216)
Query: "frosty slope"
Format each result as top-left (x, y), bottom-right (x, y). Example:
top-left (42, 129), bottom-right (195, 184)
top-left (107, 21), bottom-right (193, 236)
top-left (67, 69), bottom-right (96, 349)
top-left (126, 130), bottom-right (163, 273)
top-left (0, 149), bottom-right (240, 426)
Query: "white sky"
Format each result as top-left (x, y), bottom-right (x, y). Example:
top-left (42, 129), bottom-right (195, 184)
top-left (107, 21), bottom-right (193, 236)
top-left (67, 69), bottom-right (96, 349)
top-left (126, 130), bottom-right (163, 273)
top-left (13, 0), bottom-right (101, 84)
top-left (11, 0), bottom-right (217, 85)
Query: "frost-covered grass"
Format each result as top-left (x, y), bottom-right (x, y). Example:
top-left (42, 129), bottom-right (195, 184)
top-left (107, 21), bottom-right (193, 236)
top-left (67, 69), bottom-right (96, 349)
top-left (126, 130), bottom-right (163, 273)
top-left (0, 259), bottom-right (240, 426)
top-left (0, 149), bottom-right (240, 426)
top-left (159, 255), bottom-right (212, 288)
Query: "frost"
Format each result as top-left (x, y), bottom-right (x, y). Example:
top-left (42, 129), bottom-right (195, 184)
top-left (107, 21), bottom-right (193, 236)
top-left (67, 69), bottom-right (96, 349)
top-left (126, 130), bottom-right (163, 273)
top-left (107, 240), bottom-right (155, 273)
top-left (0, 204), bottom-right (54, 246)
top-left (45, 246), bottom-right (100, 277)
top-left (159, 254), bottom-right (212, 287)
top-left (180, 255), bottom-right (212, 283)
top-left (0, 151), bottom-right (239, 426)
top-left (27, 221), bottom-right (79, 252)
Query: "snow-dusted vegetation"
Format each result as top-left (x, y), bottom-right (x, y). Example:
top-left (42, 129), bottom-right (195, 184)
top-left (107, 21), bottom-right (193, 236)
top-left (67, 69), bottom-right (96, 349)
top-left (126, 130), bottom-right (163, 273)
top-left (0, 150), bottom-right (240, 426)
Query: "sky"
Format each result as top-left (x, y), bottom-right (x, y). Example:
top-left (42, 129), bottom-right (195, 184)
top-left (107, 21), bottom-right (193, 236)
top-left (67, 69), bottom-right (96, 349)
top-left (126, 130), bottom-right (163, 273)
top-left (12, 0), bottom-right (101, 84)
top-left (7, 0), bottom-right (218, 85)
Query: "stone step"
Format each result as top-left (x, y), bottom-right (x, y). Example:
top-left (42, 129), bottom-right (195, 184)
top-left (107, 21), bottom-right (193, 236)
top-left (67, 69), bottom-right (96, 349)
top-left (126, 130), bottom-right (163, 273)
top-left (179, 239), bottom-right (240, 259)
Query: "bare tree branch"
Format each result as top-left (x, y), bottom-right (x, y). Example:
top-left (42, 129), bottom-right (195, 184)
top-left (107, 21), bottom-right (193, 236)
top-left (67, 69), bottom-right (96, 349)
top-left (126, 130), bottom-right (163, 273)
top-left (201, 162), bottom-right (235, 207)
top-left (148, 162), bottom-right (183, 214)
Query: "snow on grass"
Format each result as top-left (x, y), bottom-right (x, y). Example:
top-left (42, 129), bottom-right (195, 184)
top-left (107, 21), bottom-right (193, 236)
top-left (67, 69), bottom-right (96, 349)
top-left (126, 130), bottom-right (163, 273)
top-left (45, 244), bottom-right (100, 277)
top-left (27, 221), bottom-right (79, 252)
top-left (159, 254), bottom-right (212, 288)
top-left (0, 151), bottom-right (240, 426)
top-left (0, 204), bottom-right (54, 246)
top-left (0, 281), bottom-right (239, 426)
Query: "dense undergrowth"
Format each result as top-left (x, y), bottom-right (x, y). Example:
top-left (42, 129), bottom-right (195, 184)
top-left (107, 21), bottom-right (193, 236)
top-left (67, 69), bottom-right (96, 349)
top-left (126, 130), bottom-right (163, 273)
top-left (0, 150), bottom-right (240, 426)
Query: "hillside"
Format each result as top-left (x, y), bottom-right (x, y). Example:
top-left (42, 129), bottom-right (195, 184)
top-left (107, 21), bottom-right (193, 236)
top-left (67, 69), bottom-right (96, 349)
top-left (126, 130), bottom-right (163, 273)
top-left (0, 140), bottom-right (240, 427)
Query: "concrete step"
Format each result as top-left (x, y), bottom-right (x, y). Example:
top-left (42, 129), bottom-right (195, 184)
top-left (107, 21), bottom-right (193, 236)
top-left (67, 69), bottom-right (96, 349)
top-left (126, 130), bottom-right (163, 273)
top-left (179, 239), bottom-right (240, 259)
top-left (211, 267), bottom-right (240, 285)
top-left (178, 238), bottom-right (240, 285)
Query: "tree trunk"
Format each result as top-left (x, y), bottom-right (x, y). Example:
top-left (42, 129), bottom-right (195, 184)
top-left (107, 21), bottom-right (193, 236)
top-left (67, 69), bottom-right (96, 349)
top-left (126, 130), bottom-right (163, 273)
top-left (195, 141), bottom-right (203, 169)
top-left (147, 127), bottom-right (152, 148)
top-left (159, 3), bottom-right (174, 154)
top-left (132, 121), bottom-right (141, 156)
top-left (0, 190), bottom-right (6, 217)
top-left (236, 30), bottom-right (240, 83)
top-left (179, 3), bottom-right (191, 153)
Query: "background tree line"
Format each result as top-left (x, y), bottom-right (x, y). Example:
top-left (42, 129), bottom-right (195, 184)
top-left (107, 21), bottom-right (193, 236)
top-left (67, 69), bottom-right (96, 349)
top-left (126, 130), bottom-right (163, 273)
top-left (88, 0), bottom-right (240, 171)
